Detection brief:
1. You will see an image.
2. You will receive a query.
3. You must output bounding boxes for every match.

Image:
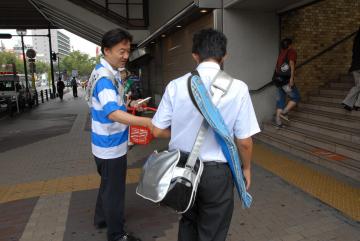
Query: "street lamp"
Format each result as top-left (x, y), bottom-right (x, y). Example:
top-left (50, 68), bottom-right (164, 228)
top-left (16, 29), bottom-right (29, 91)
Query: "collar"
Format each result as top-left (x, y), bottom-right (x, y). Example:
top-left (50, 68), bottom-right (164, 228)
top-left (100, 58), bottom-right (119, 76)
top-left (197, 61), bottom-right (221, 70)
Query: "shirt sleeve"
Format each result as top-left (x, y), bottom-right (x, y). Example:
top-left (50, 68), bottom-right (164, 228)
top-left (152, 82), bottom-right (174, 129)
top-left (94, 77), bottom-right (123, 116)
top-left (234, 85), bottom-right (261, 139)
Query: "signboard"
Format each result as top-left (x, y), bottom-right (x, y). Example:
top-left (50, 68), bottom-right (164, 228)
top-left (72, 70), bottom-right (78, 77)
top-left (26, 49), bottom-right (36, 59)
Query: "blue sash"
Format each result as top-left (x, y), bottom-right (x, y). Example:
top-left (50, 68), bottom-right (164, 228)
top-left (189, 73), bottom-right (252, 208)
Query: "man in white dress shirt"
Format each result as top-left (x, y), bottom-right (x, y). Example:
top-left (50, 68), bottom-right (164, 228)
top-left (152, 29), bottom-right (260, 241)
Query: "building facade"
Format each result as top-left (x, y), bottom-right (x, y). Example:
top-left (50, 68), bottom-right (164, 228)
top-left (32, 29), bottom-right (71, 63)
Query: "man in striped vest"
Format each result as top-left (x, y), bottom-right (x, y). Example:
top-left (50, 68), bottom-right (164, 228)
top-left (90, 29), bottom-right (151, 241)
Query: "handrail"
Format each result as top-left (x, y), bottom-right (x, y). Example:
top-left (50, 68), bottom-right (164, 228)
top-left (249, 81), bottom-right (274, 94)
top-left (249, 30), bottom-right (358, 94)
top-left (296, 30), bottom-right (357, 70)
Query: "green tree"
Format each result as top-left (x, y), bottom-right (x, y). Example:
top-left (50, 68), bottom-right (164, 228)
top-left (60, 51), bottom-right (97, 77)
top-left (35, 61), bottom-right (50, 74)
top-left (0, 51), bottom-right (24, 73)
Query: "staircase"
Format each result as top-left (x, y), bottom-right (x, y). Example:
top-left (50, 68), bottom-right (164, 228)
top-left (255, 75), bottom-right (360, 181)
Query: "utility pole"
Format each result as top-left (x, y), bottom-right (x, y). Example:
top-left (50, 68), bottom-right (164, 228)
top-left (16, 29), bottom-right (29, 91)
top-left (48, 28), bottom-right (56, 98)
top-left (57, 55), bottom-right (61, 80)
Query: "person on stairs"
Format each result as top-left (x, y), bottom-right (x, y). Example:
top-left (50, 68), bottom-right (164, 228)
top-left (342, 27), bottom-right (360, 111)
top-left (274, 38), bottom-right (301, 127)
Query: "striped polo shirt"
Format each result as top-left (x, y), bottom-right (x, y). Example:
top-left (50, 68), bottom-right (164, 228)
top-left (91, 59), bottom-right (128, 159)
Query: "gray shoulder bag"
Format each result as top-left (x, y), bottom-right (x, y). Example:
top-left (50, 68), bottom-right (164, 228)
top-left (136, 70), bottom-right (233, 213)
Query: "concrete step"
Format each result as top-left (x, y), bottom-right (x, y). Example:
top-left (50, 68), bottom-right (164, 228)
top-left (319, 88), bottom-right (348, 96)
top-left (328, 82), bottom-right (353, 89)
top-left (254, 132), bottom-right (360, 181)
top-left (308, 94), bottom-right (343, 104)
top-left (290, 108), bottom-right (360, 130)
top-left (299, 101), bottom-right (360, 117)
top-left (339, 74), bottom-right (354, 82)
top-left (288, 117), bottom-right (360, 145)
top-left (263, 123), bottom-right (360, 162)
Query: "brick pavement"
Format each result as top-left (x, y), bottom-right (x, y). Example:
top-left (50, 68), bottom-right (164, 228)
top-left (0, 89), bottom-right (359, 241)
top-left (0, 197), bottom-right (38, 241)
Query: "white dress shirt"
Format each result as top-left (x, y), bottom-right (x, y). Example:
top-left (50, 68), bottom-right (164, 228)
top-left (152, 61), bottom-right (260, 163)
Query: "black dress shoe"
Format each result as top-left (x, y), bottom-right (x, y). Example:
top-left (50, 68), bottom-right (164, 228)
top-left (94, 221), bottom-right (107, 229)
top-left (354, 106), bottom-right (360, 111)
top-left (343, 104), bottom-right (353, 111)
top-left (117, 233), bottom-right (141, 241)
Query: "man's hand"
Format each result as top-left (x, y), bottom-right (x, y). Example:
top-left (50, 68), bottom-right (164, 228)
top-left (129, 98), bottom-right (150, 111)
top-left (143, 118), bottom-right (154, 131)
top-left (243, 167), bottom-right (251, 190)
top-left (235, 137), bottom-right (253, 190)
top-left (289, 77), bottom-right (294, 87)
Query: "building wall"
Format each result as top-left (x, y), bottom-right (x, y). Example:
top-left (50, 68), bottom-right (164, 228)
top-left (162, 13), bottom-right (213, 86)
top-left (280, 0), bottom-right (360, 99)
top-left (223, 9), bottom-right (279, 123)
top-left (32, 30), bottom-right (71, 63)
top-left (146, 13), bottom-right (213, 105)
top-left (32, 29), bottom-right (57, 63)
top-left (57, 31), bottom-right (71, 58)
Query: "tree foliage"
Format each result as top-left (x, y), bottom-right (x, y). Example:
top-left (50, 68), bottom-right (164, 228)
top-left (0, 51), bottom-right (23, 73)
top-left (60, 51), bottom-right (98, 77)
top-left (0, 51), bottom-right (50, 74)
top-left (1, 50), bottom-right (98, 78)
top-left (35, 61), bottom-right (50, 74)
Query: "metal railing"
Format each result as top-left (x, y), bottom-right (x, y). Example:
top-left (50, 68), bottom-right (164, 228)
top-left (249, 30), bottom-right (358, 94)
top-left (36, 89), bottom-right (51, 104)
top-left (1, 88), bottom-right (53, 117)
top-left (68, 0), bottom-right (148, 29)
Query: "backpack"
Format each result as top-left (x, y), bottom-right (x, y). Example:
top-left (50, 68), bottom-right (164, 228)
top-left (85, 65), bottom-right (120, 108)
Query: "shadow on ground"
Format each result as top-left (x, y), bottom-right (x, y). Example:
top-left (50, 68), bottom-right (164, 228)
top-left (64, 184), bottom-right (178, 241)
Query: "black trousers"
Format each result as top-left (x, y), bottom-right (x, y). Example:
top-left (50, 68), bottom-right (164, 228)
top-left (178, 162), bottom-right (234, 241)
top-left (94, 155), bottom-right (127, 241)
top-left (72, 86), bottom-right (78, 97)
top-left (58, 90), bottom-right (63, 100)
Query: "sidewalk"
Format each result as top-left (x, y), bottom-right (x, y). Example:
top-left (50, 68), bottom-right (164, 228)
top-left (0, 89), bottom-right (359, 241)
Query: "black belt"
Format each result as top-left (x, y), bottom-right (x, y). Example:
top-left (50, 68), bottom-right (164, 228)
top-left (203, 161), bottom-right (227, 166)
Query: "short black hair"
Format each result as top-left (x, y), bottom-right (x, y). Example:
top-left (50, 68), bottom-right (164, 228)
top-left (101, 29), bottom-right (133, 55)
top-left (281, 38), bottom-right (293, 49)
top-left (192, 28), bottom-right (227, 63)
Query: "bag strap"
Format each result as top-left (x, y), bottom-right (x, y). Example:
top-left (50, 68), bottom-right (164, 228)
top-left (186, 69), bottom-right (233, 170)
top-left (87, 66), bottom-right (119, 107)
top-left (90, 67), bottom-right (116, 100)
top-left (275, 49), bottom-right (290, 73)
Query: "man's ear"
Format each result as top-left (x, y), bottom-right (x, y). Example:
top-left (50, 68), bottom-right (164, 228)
top-left (192, 53), bottom-right (200, 64)
top-left (104, 47), bottom-right (111, 56)
top-left (220, 53), bottom-right (228, 65)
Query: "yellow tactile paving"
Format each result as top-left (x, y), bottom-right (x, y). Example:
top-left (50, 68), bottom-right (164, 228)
top-left (0, 168), bottom-right (141, 204)
top-left (252, 143), bottom-right (360, 221)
